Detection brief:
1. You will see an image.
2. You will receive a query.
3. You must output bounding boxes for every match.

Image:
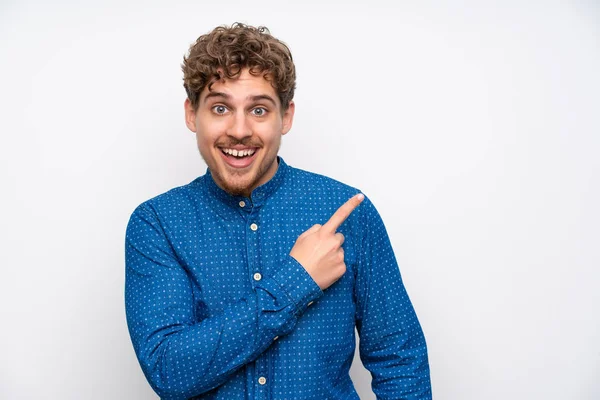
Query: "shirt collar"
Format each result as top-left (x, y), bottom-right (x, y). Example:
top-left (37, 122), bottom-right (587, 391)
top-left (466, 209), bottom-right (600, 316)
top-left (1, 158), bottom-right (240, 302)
top-left (203, 156), bottom-right (289, 208)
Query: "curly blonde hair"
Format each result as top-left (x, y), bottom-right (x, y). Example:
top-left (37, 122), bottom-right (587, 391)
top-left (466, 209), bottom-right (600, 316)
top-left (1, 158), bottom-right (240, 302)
top-left (182, 22), bottom-right (296, 112)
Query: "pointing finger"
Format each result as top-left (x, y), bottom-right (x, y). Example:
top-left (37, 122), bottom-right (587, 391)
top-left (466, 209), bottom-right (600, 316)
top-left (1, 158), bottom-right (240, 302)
top-left (322, 193), bottom-right (364, 234)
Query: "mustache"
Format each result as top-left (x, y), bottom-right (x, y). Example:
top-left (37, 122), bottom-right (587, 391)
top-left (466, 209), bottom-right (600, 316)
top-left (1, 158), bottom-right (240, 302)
top-left (218, 139), bottom-right (261, 148)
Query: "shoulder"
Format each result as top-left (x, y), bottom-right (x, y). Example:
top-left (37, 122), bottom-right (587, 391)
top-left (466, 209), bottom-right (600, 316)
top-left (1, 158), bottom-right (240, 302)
top-left (284, 164), bottom-right (379, 223)
top-left (286, 164), bottom-right (361, 198)
top-left (128, 176), bottom-right (204, 220)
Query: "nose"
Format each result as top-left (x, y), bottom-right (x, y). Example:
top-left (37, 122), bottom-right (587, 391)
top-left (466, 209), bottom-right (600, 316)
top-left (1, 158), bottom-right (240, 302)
top-left (226, 112), bottom-right (252, 140)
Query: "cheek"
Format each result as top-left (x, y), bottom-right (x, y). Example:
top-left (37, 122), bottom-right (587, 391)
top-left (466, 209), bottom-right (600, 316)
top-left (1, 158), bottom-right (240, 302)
top-left (250, 120), bottom-right (283, 138)
top-left (195, 133), bottom-right (218, 156)
top-left (196, 121), bottom-right (223, 143)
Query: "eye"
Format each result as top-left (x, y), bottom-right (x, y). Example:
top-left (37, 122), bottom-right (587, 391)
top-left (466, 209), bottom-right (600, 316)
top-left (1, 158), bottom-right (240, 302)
top-left (251, 107), bottom-right (267, 116)
top-left (212, 105), bottom-right (228, 115)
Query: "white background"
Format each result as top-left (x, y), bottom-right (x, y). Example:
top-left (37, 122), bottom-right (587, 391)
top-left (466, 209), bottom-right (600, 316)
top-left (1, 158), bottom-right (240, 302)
top-left (1, 0), bottom-right (599, 399)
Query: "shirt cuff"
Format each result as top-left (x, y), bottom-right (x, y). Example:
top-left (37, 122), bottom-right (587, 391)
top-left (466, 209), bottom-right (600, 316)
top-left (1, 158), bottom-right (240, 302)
top-left (270, 254), bottom-right (324, 316)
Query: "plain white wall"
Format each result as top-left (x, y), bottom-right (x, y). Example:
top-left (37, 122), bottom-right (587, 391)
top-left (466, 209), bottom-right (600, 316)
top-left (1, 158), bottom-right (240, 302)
top-left (1, 0), bottom-right (598, 398)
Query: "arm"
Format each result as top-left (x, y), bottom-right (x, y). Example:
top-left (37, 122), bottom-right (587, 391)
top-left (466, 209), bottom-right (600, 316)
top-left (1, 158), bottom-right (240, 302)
top-left (125, 204), bottom-right (322, 399)
top-left (355, 196), bottom-right (432, 399)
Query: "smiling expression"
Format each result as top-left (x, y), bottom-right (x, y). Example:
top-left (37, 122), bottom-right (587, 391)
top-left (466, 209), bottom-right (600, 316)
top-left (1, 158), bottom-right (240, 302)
top-left (185, 68), bottom-right (295, 198)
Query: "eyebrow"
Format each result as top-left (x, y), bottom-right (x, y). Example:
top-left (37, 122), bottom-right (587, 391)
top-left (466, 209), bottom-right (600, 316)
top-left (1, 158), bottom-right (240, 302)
top-left (203, 91), bottom-right (277, 106)
top-left (248, 94), bottom-right (277, 106)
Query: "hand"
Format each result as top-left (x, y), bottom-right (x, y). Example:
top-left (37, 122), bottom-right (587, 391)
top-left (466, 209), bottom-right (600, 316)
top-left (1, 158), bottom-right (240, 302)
top-left (290, 193), bottom-right (364, 290)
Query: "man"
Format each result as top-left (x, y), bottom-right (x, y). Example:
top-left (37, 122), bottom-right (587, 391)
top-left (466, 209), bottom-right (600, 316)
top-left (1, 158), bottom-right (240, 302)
top-left (125, 23), bottom-right (431, 399)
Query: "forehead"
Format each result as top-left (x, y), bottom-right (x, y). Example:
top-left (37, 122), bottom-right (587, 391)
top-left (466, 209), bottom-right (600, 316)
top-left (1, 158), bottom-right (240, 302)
top-left (200, 69), bottom-right (280, 105)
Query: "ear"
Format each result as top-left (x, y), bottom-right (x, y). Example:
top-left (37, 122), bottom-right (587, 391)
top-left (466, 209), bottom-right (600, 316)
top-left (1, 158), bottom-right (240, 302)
top-left (281, 100), bottom-right (295, 135)
top-left (184, 98), bottom-right (198, 132)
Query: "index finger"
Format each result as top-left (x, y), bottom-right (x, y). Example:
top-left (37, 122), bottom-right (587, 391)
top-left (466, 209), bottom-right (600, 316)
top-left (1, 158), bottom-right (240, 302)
top-left (321, 193), bottom-right (364, 234)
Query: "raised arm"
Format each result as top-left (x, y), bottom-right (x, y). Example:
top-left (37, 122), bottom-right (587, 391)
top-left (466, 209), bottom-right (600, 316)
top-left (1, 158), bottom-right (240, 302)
top-left (125, 204), bottom-right (322, 399)
top-left (355, 196), bottom-right (432, 399)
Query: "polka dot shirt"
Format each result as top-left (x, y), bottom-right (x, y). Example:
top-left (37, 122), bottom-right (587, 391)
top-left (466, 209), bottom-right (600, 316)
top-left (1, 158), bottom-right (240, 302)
top-left (125, 156), bottom-right (431, 399)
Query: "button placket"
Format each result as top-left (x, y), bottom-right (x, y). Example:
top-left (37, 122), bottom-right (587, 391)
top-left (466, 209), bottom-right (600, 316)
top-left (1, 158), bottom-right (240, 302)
top-left (247, 211), bottom-right (269, 399)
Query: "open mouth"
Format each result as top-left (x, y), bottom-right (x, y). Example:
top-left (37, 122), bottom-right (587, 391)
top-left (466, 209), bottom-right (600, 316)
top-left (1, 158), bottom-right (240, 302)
top-left (219, 147), bottom-right (259, 168)
top-left (221, 148), bottom-right (256, 158)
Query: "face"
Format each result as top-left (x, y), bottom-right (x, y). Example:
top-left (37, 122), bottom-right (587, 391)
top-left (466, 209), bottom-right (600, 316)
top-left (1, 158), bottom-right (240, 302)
top-left (185, 68), bottom-right (295, 198)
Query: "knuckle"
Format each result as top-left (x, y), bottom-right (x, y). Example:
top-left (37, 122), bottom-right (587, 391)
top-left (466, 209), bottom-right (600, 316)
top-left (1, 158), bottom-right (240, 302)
top-left (326, 240), bottom-right (337, 252)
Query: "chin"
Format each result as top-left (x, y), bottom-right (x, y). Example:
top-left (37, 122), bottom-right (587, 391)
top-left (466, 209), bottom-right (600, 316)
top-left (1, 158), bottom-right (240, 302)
top-left (203, 147), bottom-right (277, 196)
top-left (219, 174), bottom-right (257, 196)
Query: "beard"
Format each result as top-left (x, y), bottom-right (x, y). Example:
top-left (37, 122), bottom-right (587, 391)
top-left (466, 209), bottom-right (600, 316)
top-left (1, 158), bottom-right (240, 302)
top-left (199, 140), bottom-right (281, 198)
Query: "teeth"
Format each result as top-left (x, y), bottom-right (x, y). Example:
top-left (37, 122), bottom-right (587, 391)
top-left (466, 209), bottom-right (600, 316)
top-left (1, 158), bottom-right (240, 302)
top-left (222, 148), bottom-right (256, 157)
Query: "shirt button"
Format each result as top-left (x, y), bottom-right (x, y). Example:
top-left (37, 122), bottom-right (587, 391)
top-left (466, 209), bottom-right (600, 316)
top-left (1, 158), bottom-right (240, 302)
top-left (250, 223), bottom-right (258, 231)
top-left (308, 301), bottom-right (314, 306)
top-left (273, 336), bottom-right (279, 341)
top-left (258, 376), bottom-right (267, 385)
top-left (253, 272), bottom-right (262, 281)
top-left (239, 201), bottom-right (246, 207)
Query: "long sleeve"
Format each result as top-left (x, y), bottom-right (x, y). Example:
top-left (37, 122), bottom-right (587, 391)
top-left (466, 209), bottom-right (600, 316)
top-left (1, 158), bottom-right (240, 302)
top-left (354, 196), bottom-right (432, 399)
top-left (124, 204), bottom-right (323, 399)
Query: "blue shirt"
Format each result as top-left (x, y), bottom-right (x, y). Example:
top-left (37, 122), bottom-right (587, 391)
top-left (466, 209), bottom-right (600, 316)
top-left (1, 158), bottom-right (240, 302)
top-left (125, 156), bottom-right (431, 399)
